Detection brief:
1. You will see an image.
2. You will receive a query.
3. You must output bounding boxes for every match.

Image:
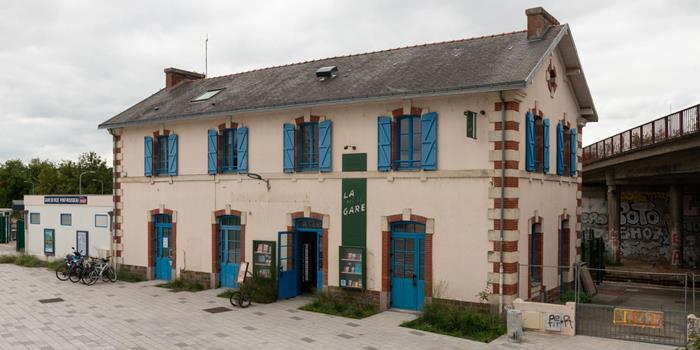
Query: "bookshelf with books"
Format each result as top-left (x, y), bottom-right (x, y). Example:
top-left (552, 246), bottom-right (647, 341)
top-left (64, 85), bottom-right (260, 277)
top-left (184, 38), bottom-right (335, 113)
top-left (339, 246), bottom-right (365, 290)
top-left (252, 240), bottom-right (275, 280)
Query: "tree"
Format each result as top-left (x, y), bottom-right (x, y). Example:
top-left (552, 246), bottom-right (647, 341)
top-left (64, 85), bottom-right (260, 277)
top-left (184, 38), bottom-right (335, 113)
top-left (0, 160), bottom-right (30, 207)
top-left (0, 152), bottom-right (112, 207)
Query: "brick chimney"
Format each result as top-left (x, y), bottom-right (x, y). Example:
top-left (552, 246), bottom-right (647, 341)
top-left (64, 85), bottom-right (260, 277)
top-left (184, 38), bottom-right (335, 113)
top-left (164, 67), bottom-right (205, 88)
top-left (526, 7), bottom-right (560, 41)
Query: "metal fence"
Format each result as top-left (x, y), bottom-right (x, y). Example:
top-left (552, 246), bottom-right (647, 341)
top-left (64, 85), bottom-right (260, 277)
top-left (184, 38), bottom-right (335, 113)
top-left (574, 265), bottom-right (691, 346)
top-left (583, 103), bottom-right (700, 164)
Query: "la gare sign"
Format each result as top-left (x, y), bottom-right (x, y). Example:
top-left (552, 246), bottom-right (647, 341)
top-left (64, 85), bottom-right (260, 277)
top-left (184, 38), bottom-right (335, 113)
top-left (342, 190), bottom-right (366, 216)
top-left (44, 196), bottom-right (88, 205)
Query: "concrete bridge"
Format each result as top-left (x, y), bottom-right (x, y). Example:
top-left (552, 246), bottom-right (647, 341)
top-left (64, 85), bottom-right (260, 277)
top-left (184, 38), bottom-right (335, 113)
top-left (582, 104), bottom-right (700, 268)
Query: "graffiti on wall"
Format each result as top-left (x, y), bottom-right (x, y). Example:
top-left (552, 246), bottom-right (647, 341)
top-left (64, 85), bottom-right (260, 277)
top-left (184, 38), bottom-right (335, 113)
top-left (582, 194), bottom-right (609, 251)
top-left (684, 193), bottom-right (700, 267)
top-left (619, 192), bottom-right (670, 262)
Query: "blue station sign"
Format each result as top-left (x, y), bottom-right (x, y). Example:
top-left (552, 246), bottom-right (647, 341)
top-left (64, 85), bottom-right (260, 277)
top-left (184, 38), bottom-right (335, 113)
top-left (44, 196), bottom-right (88, 205)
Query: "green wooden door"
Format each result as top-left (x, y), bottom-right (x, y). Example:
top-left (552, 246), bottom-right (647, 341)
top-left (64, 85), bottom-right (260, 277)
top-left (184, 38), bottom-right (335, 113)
top-left (16, 218), bottom-right (25, 251)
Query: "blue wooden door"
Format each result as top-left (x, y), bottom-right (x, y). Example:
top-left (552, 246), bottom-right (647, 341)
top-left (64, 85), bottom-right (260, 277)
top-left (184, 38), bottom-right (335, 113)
top-left (154, 223), bottom-right (172, 281)
top-left (277, 231), bottom-right (298, 299)
top-left (391, 232), bottom-right (425, 310)
top-left (219, 225), bottom-right (241, 288)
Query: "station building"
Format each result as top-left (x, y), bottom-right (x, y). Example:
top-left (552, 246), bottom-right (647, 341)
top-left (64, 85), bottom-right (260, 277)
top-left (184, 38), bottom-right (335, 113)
top-left (24, 195), bottom-right (113, 259)
top-left (99, 8), bottom-right (597, 310)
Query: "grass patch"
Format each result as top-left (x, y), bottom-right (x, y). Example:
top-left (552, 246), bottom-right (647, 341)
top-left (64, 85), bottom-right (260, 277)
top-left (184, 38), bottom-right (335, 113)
top-left (559, 291), bottom-right (591, 304)
top-left (401, 301), bottom-right (505, 343)
top-left (0, 254), bottom-right (58, 269)
top-left (300, 291), bottom-right (378, 319)
top-left (117, 269), bottom-right (146, 283)
top-left (217, 276), bottom-right (277, 304)
top-left (158, 278), bottom-right (205, 292)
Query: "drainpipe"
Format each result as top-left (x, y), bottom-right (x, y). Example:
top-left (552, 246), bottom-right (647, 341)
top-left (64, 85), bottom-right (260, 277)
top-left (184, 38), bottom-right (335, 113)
top-left (498, 91), bottom-right (507, 313)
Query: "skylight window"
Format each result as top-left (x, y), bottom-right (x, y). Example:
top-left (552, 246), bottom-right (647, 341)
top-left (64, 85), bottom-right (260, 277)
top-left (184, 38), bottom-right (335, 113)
top-left (192, 89), bottom-right (223, 102)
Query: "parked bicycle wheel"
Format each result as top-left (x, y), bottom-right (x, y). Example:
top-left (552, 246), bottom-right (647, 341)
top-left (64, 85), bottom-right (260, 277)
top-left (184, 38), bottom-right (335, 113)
top-left (68, 265), bottom-right (82, 283)
top-left (238, 292), bottom-right (252, 308)
top-left (102, 266), bottom-right (117, 283)
top-left (55, 265), bottom-right (69, 281)
top-left (229, 291), bottom-right (240, 307)
top-left (84, 270), bottom-right (99, 286)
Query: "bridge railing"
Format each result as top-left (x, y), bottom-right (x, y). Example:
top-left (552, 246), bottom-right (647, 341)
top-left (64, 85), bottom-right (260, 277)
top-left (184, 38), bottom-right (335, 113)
top-left (583, 104), bottom-right (700, 164)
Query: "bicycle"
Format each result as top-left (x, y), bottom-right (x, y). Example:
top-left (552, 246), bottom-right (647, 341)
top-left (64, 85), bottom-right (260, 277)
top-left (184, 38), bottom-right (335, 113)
top-left (84, 257), bottom-right (117, 285)
top-left (229, 263), bottom-right (253, 308)
top-left (56, 247), bottom-right (82, 281)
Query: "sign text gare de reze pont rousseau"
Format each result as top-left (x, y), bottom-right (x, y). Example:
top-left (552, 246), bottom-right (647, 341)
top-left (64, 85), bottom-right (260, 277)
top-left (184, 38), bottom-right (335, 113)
top-left (43, 196), bottom-right (88, 205)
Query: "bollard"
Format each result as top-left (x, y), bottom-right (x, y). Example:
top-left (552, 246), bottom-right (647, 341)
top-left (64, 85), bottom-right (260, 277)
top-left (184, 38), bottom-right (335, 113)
top-left (507, 308), bottom-right (523, 343)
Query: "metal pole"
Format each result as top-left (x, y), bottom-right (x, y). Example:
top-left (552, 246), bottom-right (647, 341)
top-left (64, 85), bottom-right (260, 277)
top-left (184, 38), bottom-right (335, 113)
top-left (79, 171), bottom-right (96, 195)
top-left (685, 273), bottom-right (688, 315)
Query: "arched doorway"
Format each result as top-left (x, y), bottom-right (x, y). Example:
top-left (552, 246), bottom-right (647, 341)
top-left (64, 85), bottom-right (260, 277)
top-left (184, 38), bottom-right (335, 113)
top-left (153, 214), bottom-right (173, 281)
top-left (278, 212), bottom-right (326, 300)
top-left (390, 221), bottom-right (426, 310)
top-left (219, 215), bottom-right (242, 288)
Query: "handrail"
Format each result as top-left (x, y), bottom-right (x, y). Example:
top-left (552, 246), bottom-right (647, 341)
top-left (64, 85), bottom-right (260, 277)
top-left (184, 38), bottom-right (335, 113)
top-left (583, 103), bottom-right (700, 164)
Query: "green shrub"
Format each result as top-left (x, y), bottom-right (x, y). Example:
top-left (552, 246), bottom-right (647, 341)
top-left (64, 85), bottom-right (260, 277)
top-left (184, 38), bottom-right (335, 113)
top-left (559, 291), bottom-right (591, 304)
top-left (300, 291), bottom-right (378, 319)
top-left (15, 255), bottom-right (48, 267)
top-left (240, 275), bottom-right (277, 304)
top-left (688, 333), bottom-right (700, 350)
top-left (159, 278), bottom-right (204, 292)
top-left (0, 255), bottom-right (18, 264)
top-left (402, 300), bottom-right (505, 343)
top-left (117, 269), bottom-right (146, 283)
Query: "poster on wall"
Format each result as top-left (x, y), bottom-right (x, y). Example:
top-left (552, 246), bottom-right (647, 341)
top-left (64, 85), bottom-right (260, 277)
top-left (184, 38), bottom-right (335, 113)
top-left (76, 231), bottom-right (88, 256)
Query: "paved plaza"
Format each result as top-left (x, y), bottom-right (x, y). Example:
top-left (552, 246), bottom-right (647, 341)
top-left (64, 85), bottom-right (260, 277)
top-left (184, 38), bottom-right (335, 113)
top-left (0, 263), bottom-right (676, 350)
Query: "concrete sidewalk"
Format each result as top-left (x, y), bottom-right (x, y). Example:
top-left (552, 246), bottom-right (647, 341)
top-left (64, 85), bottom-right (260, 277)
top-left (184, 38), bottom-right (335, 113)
top-left (0, 264), bottom-right (679, 350)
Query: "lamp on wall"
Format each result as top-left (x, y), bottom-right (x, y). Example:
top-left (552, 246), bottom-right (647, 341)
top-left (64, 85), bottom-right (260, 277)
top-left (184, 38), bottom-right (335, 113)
top-left (247, 173), bottom-right (270, 191)
top-left (343, 145), bottom-right (356, 151)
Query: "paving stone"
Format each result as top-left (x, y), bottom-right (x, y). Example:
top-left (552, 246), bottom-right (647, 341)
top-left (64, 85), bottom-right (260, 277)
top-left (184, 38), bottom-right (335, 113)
top-left (0, 262), bottom-right (674, 350)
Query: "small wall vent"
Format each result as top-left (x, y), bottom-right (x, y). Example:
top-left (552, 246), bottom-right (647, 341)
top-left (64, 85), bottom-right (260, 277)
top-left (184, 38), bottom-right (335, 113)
top-left (316, 66), bottom-right (338, 81)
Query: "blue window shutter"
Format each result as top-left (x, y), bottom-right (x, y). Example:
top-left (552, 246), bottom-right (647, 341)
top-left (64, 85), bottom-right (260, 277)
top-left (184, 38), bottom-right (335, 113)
top-left (525, 112), bottom-right (536, 171)
top-left (421, 112), bottom-right (437, 170)
top-left (377, 116), bottom-right (392, 171)
top-left (283, 123), bottom-right (295, 173)
top-left (237, 127), bottom-right (248, 173)
top-left (542, 118), bottom-right (550, 173)
top-left (144, 136), bottom-right (153, 177)
top-left (556, 123), bottom-right (564, 175)
top-left (167, 134), bottom-right (178, 176)
top-left (318, 120), bottom-right (332, 172)
top-left (570, 128), bottom-right (577, 176)
top-left (207, 130), bottom-right (218, 175)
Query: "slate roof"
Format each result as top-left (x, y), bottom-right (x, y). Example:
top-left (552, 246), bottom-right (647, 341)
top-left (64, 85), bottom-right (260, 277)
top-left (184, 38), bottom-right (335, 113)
top-left (99, 24), bottom-right (596, 129)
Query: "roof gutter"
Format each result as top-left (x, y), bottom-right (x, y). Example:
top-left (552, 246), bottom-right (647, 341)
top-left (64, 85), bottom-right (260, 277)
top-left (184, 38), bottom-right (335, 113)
top-left (98, 81), bottom-right (526, 130)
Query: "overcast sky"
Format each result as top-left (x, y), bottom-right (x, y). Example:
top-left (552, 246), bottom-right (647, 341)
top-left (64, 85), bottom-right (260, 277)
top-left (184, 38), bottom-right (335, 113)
top-left (1, 0), bottom-right (699, 163)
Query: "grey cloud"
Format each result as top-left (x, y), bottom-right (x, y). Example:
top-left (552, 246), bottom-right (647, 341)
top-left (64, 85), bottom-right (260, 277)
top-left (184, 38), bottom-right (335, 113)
top-left (1, 0), bottom-right (699, 163)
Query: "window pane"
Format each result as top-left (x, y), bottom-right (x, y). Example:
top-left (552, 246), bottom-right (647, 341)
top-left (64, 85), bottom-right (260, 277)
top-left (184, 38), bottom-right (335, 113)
top-left (419, 239), bottom-right (425, 280)
top-left (95, 214), bottom-right (108, 228)
top-left (313, 123), bottom-right (319, 164)
top-left (158, 136), bottom-right (168, 174)
top-left (30, 213), bottom-right (40, 224)
top-left (61, 214), bottom-right (72, 226)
